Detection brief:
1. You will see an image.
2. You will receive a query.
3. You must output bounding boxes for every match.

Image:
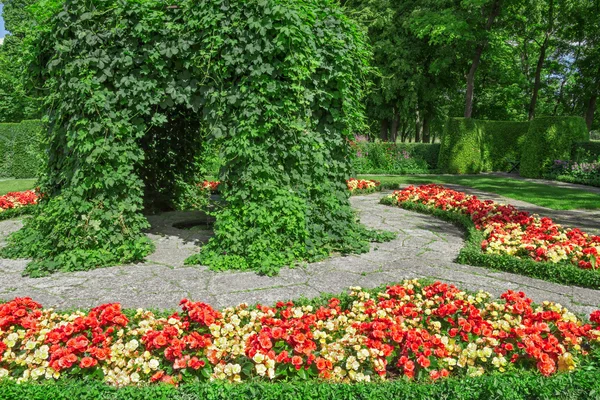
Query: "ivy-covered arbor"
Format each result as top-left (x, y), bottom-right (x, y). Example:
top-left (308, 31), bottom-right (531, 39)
top-left (2, 0), bottom-right (392, 276)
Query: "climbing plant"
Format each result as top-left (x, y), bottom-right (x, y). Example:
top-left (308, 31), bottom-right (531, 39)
top-left (1, 0), bottom-right (393, 276)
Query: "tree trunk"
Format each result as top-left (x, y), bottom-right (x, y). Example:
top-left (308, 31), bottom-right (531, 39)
top-left (552, 76), bottom-right (567, 116)
top-left (528, 0), bottom-right (554, 120)
top-left (380, 119), bottom-right (389, 141)
top-left (464, 0), bottom-right (503, 118)
top-left (422, 113), bottom-right (431, 143)
top-left (415, 109), bottom-right (422, 143)
top-left (528, 35), bottom-right (549, 120)
top-left (586, 94), bottom-right (598, 131)
top-left (390, 109), bottom-right (400, 142)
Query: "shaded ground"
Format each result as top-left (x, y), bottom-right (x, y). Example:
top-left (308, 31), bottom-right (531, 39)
top-left (1, 192), bottom-right (599, 316)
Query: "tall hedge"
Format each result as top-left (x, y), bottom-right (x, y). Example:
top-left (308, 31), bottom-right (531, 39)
top-left (520, 117), bottom-right (589, 178)
top-left (438, 118), bottom-right (528, 174)
top-left (438, 118), bottom-right (483, 174)
top-left (0, 119), bottom-right (42, 179)
top-left (481, 121), bottom-right (529, 171)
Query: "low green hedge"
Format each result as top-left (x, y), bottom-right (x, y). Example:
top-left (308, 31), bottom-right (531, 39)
top-left (438, 118), bottom-right (528, 174)
top-left (380, 197), bottom-right (600, 289)
top-left (2, 369), bottom-right (600, 400)
top-left (520, 117), bottom-right (589, 178)
top-left (573, 140), bottom-right (600, 160)
top-left (0, 205), bottom-right (36, 222)
top-left (352, 142), bottom-right (440, 173)
top-left (0, 119), bottom-right (43, 179)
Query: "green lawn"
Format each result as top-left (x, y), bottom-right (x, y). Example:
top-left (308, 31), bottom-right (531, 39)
top-left (0, 179), bottom-right (36, 196)
top-left (359, 174), bottom-right (600, 210)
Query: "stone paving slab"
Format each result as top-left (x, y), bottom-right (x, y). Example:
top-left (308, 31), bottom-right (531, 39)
top-left (0, 192), bottom-right (599, 316)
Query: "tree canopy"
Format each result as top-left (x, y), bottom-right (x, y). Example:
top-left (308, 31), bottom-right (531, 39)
top-left (342, 0), bottom-right (600, 141)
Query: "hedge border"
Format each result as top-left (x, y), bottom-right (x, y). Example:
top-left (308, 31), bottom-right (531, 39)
top-left (520, 117), bottom-right (589, 178)
top-left (1, 369), bottom-right (600, 400)
top-left (0, 205), bottom-right (36, 222)
top-left (380, 197), bottom-right (600, 290)
top-left (438, 118), bottom-right (529, 174)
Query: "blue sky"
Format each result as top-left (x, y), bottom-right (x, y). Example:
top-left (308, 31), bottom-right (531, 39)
top-left (0, 4), bottom-right (6, 38)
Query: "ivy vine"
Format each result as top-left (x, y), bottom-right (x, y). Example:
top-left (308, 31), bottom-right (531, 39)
top-left (1, 0), bottom-right (394, 276)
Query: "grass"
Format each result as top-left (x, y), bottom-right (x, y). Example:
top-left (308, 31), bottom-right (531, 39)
top-left (0, 179), bottom-right (36, 196)
top-left (359, 174), bottom-right (600, 210)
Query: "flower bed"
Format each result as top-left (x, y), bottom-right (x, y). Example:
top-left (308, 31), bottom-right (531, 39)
top-left (385, 185), bottom-right (600, 270)
top-left (347, 178), bottom-right (381, 194)
top-left (0, 190), bottom-right (38, 221)
top-left (1, 280), bottom-right (599, 387)
top-left (545, 159), bottom-right (600, 188)
top-left (199, 181), bottom-right (220, 193)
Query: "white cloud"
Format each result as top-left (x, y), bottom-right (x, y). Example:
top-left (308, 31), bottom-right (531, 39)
top-left (0, 37), bottom-right (4, 45)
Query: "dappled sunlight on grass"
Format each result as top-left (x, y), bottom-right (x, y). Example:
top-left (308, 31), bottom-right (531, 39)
top-left (0, 179), bottom-right (36, 196)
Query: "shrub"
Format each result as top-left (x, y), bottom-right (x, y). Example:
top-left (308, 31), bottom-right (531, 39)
top-left (438, 118), bottom-right (529, 174)
top-left (351, 142), bottom-right (439, 174)
top-left (1, 371), bottom-right (600, 400)
top-left (481, 121), bottom-right (529, 171)
top-left (520, 117), bottom-right (589, 178)
top-left (573, 140), bottom-right (600, 161)
top-left (0, 120), bottom-right (43, 179)
top-left (438, 118), bottom-right (483, 174)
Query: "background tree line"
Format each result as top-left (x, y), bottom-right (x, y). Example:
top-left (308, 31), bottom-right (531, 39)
top-left (1, 0), bottom-right (599, 143)
top-left (342, 0), bottom-right (600, 142)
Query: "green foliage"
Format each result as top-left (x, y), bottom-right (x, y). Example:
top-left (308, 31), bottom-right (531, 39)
top-left (3, 0), bottom-right (392, 277)
top-left (0, 119), bottom-right (43, 179)
top-left (520, 117), bottom-right (589, 178)
top-left (352, 142), bottom-right (439, 174)
top-left (438, 118), bottom-right (529, 174)
top-left (2, 369), bottom-right (600, 400)
top-left (0, 0), bottom-right (43, 122)
top-left (482, 121), bottom-right (530, 171)
top-left (381, 197), bottom-right (600, 289)
top-left (438, 118), bottom-right (484, 174)
top-left (573, 140), bottom-right (600, 161)
top-left (0, 205), bottom-right (36, 222)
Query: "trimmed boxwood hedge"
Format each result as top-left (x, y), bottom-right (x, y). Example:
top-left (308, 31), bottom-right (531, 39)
top-left (520, 117), bottom-right (589, 178)
top-left (438, 118), bottom-right (529, 174)
top-left (380, 197), bottom-right (600, 290)
top-left (0, 119), bottom-right (43, 179)
top-left (439, 117), bottom-right (592, 177)
top-left (2, 369), bottom-right (600, 400)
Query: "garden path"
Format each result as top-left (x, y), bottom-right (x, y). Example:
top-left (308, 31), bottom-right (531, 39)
top-left (0, 192), bottom-right (599, 315)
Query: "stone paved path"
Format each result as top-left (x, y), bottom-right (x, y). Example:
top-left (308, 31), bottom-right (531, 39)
top-left (0, 192), bottom-right (599, 315)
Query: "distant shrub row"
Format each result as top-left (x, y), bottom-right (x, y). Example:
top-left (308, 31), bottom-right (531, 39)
top-left (438, 116), bottom-right (590, 177)
top-left (0, 120), bottom-right (43, 179)
top-left (352, 142), bottom-right (440, 174)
